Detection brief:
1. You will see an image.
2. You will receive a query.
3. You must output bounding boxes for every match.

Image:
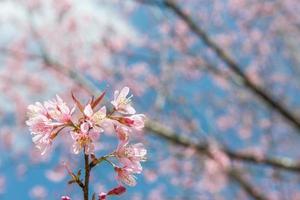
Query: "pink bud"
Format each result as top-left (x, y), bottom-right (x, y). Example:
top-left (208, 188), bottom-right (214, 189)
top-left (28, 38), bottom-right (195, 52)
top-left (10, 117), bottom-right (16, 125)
top-left (120, 117), bottom-right (135, 126)
top-left (99, 185), bottom-right (126, 200)
top-left (107, 185), bottom-right (126, 196)
top-left (99, 193), bottom-right (107, 200)
top-left (61, 196), bottom-right (71, 200)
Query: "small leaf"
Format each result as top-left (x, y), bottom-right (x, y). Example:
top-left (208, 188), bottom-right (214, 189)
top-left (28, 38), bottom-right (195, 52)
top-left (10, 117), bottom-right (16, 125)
top-left (91, 90), bottom-right (106, 109)
top-left (71, 92), bottom-right (84, 113)
top-left (77, 169), bottom-right (81, 177)
top-left (70, 172), bottom-right (77, 180)
top-left (90, 96), bottom-right (95, 105)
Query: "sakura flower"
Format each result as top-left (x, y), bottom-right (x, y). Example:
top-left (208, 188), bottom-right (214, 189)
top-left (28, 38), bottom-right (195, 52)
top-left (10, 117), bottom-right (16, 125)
top-left (71, 122), bottom-right (100, 155)
top-left (115, 126), bottom-right (130, 142)
top-left (26, 96), bottom-right (75, 155)
top-left (119, 114), bottom-right (146, 130)
top-left (115, 143), bottom-right (147, 173)
top-left (115, 167), bottom-right (137, 186)
top-left (26, 88), bottom-right (147, 197)
top-left (26, 115), bottom-right (53, 136)
top-left (111, 87), bottom-right (136, 114)
top-left (44, 95), bottom-right (75, 124)
top-left (32, 132), bottom-right (53, 155)
top-left (26, 103), bottom-right (54, 155)
top-left (27, 102), bottom-right (48, 118)
top-left (84, 104), bottom-right (106, 128)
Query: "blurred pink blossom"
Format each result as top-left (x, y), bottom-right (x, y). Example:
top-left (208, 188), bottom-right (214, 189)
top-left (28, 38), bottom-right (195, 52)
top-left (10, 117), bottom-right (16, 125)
top-left (29, 185), bottom-right (47, 199)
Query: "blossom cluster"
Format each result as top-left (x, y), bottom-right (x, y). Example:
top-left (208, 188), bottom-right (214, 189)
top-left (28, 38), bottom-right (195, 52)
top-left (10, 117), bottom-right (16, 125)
top-left (26, 87), bottom-right (147, 199)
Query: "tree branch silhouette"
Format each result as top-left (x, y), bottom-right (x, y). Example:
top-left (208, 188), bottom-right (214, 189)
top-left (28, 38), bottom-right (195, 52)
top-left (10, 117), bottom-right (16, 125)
top-left (158, 0), bottom-right (300, 133)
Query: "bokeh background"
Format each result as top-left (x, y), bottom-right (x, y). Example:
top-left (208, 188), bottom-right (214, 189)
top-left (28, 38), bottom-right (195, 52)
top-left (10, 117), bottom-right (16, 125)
top-left (1, 0), bottom-right (300, 199)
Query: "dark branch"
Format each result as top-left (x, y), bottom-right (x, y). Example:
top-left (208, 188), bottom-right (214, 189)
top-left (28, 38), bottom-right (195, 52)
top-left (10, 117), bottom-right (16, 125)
top-left (229, 169), bottom-right (269, 200)
top-left (147, 120), bottom-right (269, 200)
top-left (146, 120), bottom-right (300, 172)
top-left (161, 0), bottom-right (300, 133)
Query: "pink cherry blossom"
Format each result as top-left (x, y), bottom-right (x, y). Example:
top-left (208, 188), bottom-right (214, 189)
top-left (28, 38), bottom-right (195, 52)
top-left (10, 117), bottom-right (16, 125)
top-left (26, 96), bottom-right (75, 155)
top-left (84, 104), bottom-right (107, 128)
top-left (25, 88), bottom-right (146, 198)
top-left (26, 103), bottom-right (54, 155)
top-left (27, 102), bottom-right (48, 119)
top-left (44, 95), bottom-right (75, 124)
top-left (111, 86), bottom-right (136, 114)
top-left (115, 142), bottom-right (147, 173)
top-left (71, 122), bottom-right (100, 155)
top-left (127, 114), bottom-right (146, 130)
top-left (115, 126), bottom-right (130, 142)
top-left (31, 132), bottom-right (53, 155)
top-left (115, 167), bottom-right (137, 187)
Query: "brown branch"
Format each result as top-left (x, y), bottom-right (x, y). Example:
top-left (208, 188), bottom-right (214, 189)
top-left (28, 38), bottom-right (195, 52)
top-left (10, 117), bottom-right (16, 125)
top-left (146, 120), bottom-right (300, 172)
top-left (147, 120), bottom-right (270, 200)
top-left (229, 169), bottom-right (269, 200)
top-left (161, 0), bottom-right (300, 133)
top-left (76, 180), bottom-right (85, 189)
top-left (225, 149), bottom-right (300, 172)
top-left (41, 52), bottom-right (98, 95)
